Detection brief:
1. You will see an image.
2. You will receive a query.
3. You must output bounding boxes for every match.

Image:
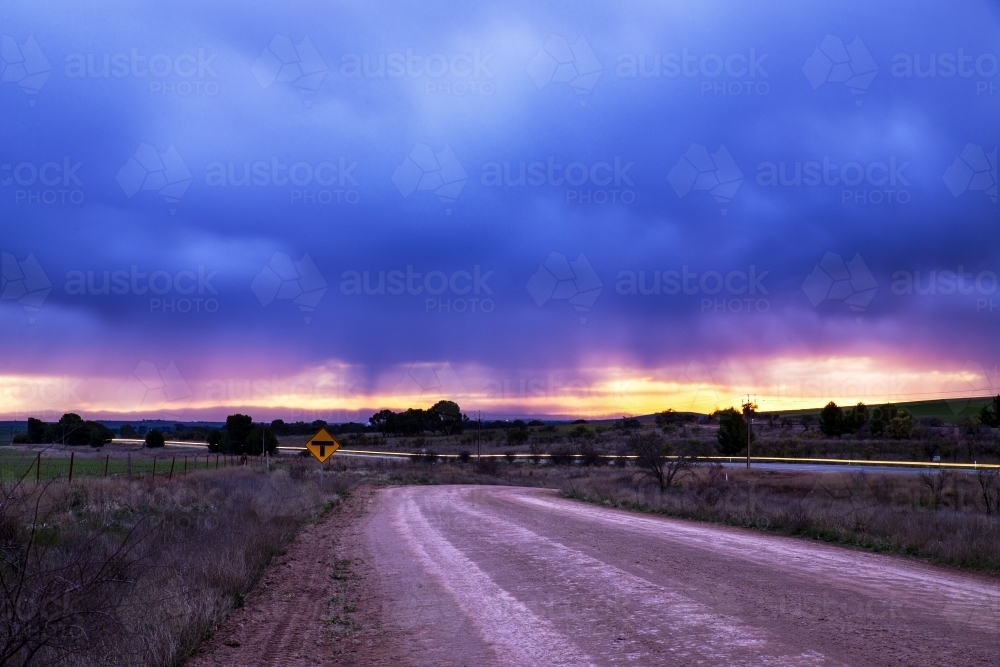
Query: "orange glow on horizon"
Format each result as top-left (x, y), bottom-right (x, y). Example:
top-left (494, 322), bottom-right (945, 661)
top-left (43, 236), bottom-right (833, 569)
top-left (0, 356), bottom-right (995, 421)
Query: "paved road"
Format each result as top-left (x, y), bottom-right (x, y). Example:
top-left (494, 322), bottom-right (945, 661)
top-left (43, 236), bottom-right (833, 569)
top-left (718, 461), bottom-right (984, 475)
top-left (364, 485), bottom-right (999, 666)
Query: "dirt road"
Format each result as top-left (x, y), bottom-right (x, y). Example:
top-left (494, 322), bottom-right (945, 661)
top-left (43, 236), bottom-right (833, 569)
top-left (193, 485), bottom-right (999, 666)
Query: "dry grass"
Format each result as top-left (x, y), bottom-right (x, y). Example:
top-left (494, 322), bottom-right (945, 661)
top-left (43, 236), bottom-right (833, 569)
top-left (0, 465), bottom-right (350, 666)
top-left (560, 465), bottom-right (1000, 573)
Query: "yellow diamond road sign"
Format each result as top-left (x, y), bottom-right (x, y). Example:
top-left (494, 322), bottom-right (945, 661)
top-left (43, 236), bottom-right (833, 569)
top-left (305, 428), bottom-right (340, 463)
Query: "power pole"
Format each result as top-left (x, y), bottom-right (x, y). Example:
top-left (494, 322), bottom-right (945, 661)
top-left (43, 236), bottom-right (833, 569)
top-left (742, 395), bottom-right (757, 470)
top-left (477, 411), bottom-right (482, 464)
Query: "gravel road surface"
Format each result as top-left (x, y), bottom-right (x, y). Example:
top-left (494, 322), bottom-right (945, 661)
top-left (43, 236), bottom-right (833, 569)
top-left (191, 485), bottom-right (999, 666)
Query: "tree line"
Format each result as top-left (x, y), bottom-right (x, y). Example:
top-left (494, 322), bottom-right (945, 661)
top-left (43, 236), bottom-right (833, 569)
top-left (369, 400), bottom-right (466, 436)
top-left (12, 415), bottom-right (114, 447)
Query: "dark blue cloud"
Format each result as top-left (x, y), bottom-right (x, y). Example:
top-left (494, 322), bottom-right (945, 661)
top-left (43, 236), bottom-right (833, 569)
top-left (0, 0), bottom-right (997, 415)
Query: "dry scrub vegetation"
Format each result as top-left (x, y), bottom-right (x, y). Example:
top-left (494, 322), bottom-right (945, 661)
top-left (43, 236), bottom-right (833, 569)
top-left (561, 465), bottom-right (1000, 573)
top-left (0, 464), bottom-right (350, 666)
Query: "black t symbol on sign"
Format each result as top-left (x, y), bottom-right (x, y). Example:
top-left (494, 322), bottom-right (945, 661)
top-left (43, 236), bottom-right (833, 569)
top-left (319, 444), bottom-right (326, 457)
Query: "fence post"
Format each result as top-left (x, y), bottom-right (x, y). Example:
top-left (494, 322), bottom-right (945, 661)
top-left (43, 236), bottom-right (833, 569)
top-left (169, 457), bottom-right (175, 481)
top-left (68, 452), bottom-right (74, 483)
top-left (35, 451), bottom-right (41, 483)
top-left (104, 454), bottom-right (109, 479)
top-left (127, 453), bottom-right (132, 481)
top-left (183, 457), bottom-right (187, 475)
top-left (152, 456), bottom-right (156, 480)
top-left (216, 454), bottom-right (219, 470)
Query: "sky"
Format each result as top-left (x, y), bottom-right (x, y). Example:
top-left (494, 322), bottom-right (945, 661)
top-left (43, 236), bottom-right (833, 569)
top-left (0, 0), bottom-right (998, 422)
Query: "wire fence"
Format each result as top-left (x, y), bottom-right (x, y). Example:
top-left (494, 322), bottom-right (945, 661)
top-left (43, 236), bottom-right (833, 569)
top-left (0, 450), bottom-right (270, 484)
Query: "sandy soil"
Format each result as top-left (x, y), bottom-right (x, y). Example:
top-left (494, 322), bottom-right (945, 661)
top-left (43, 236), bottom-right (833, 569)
top-left (191, 485), bottom-right (999, 666)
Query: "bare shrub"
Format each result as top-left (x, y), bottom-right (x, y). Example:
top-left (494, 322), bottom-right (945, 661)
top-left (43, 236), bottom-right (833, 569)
top-left (629, 431), bottom-right (696, 491)
top-left (919, 471), bottom-right (951, 510)
top-left (579, 445), bottom-right (601, 467)
top-left (550, 447), bottom-right (574, 466)
top-left (978, 468), bottom-right (999, 514)
top-left (692, 462), bottom-right (729, 507)
top-left (476, 457), bottom-right (499, 476)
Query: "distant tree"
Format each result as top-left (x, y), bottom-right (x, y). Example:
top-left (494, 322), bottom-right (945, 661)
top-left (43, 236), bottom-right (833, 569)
top-left (56, 413), bottom-right (87, 445)
top-left (223, 414), bottom-right (254, 454)
top-left (27, 417), bottom-right (45, 443)
top-left (506, 427), bottom-right (529, 445)
top-left (615, 416), bottom-right (642, 431)
top-left (119, 424), bottom-right (138, 438)
top-left (655, 410), bottom-right (696, 431)
top-left (571, 419), bottom-right (587, 424)
top-left (869, 404), bottom-right (890, 436)
top-left (844, 403), bottom-right (869, 433)
top-left (206, 429), bottom-right (222, 453)
top-left (655, 409), bottom-right (679, 429)
top-left (716, 408), bottom-right (751, 456)
top-left (527, 419), bottom-right (545, 427)
top-left (430, 400), bottom-right (464, 435)
top-left (980, 396), bottom-right (1000, 428)
top-left (87, 423), bottom-right (113, 447)
top-left (820, 402), bottom-right (845, 437)
top-left (397, 408), bottom-right (433, 436)
top-left (887, 411), bottom-right (915, 440)
top-left (145, 429), bottom-right (165, 448)
top-left (245, 426), bottom-right (279, 455)
top-left (369, 409), bottom-right (395, 435)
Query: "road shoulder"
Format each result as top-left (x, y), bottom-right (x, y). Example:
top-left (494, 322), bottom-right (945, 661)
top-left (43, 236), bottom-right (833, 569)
top-left (186, 486), bottom-right (393, 666)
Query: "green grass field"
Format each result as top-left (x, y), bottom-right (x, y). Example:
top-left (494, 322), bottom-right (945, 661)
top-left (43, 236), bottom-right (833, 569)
top-left (0, 449), bottom-right (238, 483)
top-left (765, 396), bottom-right (993, 422)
